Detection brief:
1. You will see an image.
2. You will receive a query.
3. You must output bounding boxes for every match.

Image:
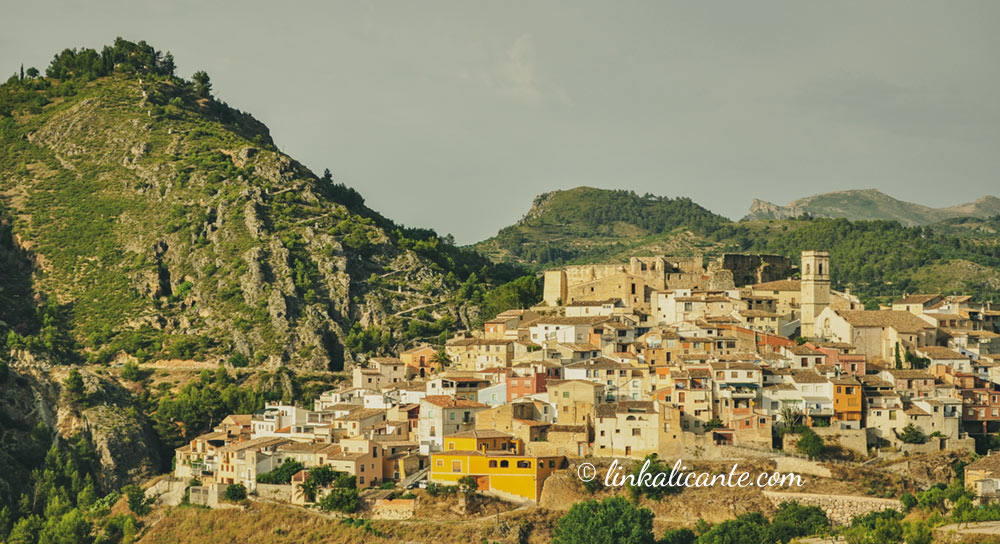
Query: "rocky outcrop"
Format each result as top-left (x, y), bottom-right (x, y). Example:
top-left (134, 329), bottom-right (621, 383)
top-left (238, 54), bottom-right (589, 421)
top-left (0, 357), bottom-right (161, 500)
top-left (2, 72), bottom-right (491, 373)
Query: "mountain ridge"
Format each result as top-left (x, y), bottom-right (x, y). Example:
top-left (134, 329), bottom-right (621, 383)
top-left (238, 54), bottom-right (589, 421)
top-left (744, 189), bottom-right (1000, 225)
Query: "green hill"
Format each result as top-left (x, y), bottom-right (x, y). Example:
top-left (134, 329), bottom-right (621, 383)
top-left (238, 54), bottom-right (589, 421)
top-left (745, 189), bottom-right (1000, 225)
top-left (0, 38), bottom-right (523, 371)
top-left (476, 188), bottom-right (1000, 307)
top-left (475, 186), bottom-right (731, 265)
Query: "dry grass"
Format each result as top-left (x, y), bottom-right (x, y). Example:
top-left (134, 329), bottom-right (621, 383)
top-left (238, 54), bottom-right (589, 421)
top-left (138, 500), bottom-right (561, 544)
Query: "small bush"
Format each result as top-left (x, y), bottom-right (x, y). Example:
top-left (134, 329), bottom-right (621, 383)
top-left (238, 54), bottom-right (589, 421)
top-left (224, 483), bottom-right (247, 502)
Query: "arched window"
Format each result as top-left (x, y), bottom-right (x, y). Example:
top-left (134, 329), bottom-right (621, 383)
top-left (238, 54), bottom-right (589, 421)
top-left (818, 263), bottom-right (824, 275)
top-left (500, 460), bottom-right (509, 468)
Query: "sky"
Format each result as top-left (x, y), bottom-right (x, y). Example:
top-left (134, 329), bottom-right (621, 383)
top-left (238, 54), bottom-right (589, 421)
top-left (4, 1), bottom-right (1000, 243)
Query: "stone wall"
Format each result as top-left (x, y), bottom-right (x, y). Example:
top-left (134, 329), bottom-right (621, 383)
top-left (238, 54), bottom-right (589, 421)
top-left (763, 491), bottom-right (900, 526)
top-left (813, 426), bottom-right (869, 456)
top-left (772, 456), bottom-right (832, 479)
top-left (255, 483), bottom-right (292, 502)
top-left (146, 476), bottom-right (188, 507)
top-left (372, 498), bottom-right (416, 520)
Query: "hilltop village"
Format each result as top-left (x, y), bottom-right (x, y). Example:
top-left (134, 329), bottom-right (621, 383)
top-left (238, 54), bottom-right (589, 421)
top-left (170, 251), bottom-right (1000, 511)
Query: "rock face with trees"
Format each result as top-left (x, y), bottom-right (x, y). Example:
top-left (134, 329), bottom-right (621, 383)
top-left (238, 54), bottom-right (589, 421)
top-left (0, 39), bottom-right (528, 373)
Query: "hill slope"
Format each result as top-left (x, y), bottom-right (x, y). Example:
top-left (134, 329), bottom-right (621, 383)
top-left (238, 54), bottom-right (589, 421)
top-left (745, 189), bottom-right (1000, 225)
top-left (0, 39), bottom-right (518, 371)
top-left (475, 188), bottom-right (1000, 307)
top-left (474, 186), bottom-right (730, 265)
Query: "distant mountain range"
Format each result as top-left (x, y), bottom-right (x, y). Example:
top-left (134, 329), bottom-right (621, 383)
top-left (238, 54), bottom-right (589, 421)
top-left (744, 189), bottom-right (1000, 225)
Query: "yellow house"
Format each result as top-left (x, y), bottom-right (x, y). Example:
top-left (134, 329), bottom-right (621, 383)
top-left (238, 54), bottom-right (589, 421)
top-left (429, 430), bottom-right (562, 503)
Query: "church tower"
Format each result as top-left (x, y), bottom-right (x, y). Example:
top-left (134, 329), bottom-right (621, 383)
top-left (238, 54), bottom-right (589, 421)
top-left (800, 250), bottom-right (830, 338)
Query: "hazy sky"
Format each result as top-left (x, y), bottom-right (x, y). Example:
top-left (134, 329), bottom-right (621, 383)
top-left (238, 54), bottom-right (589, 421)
top-left (4, 1), bottom-right (999, 243)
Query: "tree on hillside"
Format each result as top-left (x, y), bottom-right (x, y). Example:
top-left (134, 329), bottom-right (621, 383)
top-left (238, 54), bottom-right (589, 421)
top-left (224, 483), bottom-right (247, 502)
top-left (161, 52), bottom-right (175, 75)
top-left (702, 418), bottom-right (724, 432)
top-left (659, 528), bottom-right (696, 544)
top-left (192, 71), bottom-right (212, 98)
top-left (552, 497), bottom-right (656, 544)
top-left (63, 370), bottom-right (86, 406)
top-left (795, 428), bottom-right (825, 459)
top-left (697, 512), bottom-right (771, 544)
top-left (899, 424), bottom-right (927, 445)
top-left (770, 501), bottom-right (830, 542)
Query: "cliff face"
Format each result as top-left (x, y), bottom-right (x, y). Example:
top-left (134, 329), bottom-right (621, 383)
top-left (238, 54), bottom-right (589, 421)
top-left (1, 68), bottom-right (504, 371)
top-left (0, 355), bottom-right (161, 504)
top-left (746, 198), bottom-right (805, 221)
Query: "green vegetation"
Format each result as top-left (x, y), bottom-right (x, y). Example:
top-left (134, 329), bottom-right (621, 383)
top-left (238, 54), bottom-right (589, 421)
top-left (898, 424), bottom-right (927, 445)
top-left (553, 499), bottom-right (829, 544)
top-left (317, 488), bottom-right (360, 514)
top-left (296, 466), bottom-right (356, 503)
top-left (740, 217), bottom-right (1000, 307)
top-left (477, 187), bottom-right (1000, 307)
top-left (553, 497), bottom-right (657, 544)
top-left (0, 429), bottom-right (139, 544)
top-left (794, 427), bottom-right (826, 459)
top-left (257, 459), bottom-right (305, 485)
top-left (223, 484), bottom-right (246, 502)
top-left (481, 187), bottom-right (729, 266)
top-left (2, 37), bottom-right (525, 370)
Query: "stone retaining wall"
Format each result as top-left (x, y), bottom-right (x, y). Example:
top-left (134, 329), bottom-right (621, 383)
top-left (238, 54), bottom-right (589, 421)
top-left (763, 491), bottom-right (900, 526)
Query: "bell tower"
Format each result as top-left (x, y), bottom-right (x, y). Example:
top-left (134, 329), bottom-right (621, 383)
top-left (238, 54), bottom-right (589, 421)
top-left (800, 250), bottom-right (830, 338)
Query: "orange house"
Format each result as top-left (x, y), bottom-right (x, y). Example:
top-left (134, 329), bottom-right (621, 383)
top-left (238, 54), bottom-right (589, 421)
top-left (832, 376), bottom-right (863, 428)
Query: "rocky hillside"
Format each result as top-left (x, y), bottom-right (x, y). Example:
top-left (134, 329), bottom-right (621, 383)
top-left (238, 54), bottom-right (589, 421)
top-left (745, 189), bottom-right (1000, 225)
top-left (0, 39), bottom-right (520, 371)
top-left (0, 355), bottom-right (161, 510)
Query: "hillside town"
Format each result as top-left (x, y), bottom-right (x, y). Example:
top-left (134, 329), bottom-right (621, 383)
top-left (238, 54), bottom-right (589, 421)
top-left (170, 251), bottom-right (1000, 511)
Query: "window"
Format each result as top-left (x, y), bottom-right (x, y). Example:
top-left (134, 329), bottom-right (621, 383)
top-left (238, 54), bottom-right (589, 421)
top-left (500, 460), bottom-right (509, 468)
top-left (549, 460), bottom-right (556, 468)
top-left (489, 460), bottom-right (497, 468)
top-left (452, 461), bottom-right (462, 473)
top-left (632, 429), bottom-right (641, 436)
top-left (517, 460), bottom-right (531, 468)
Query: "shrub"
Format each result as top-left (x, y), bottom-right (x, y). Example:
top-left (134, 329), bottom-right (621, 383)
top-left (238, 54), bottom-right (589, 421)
top-left (900, 492), bottom-right (917, 511)
top-left (257, 459), bottom-right (304, 484)
top-left (553, 497), bottom-right (656, 544)
top-left (123, 485), bottom-right (150, 516)
top-left (795, 428), bottom-right (825, 459)
top-left (121, 361), bottom-right (141, 381)
top-left (224, 483), bottom-right (247, 502)
top-left (457, 475), bottom-right (478, 494)
top-left (899, 424), bottom-right (927, 445)
top-left (318, 488), bottom-right (360, 513)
